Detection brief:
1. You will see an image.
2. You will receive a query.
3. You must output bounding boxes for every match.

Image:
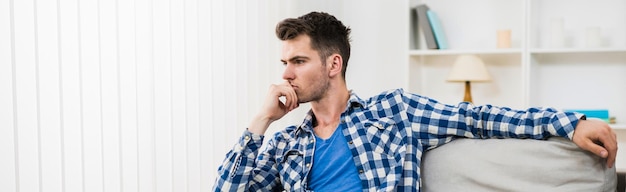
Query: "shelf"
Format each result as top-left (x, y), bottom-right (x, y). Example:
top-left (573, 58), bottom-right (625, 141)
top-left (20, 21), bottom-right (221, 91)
top-left (530, 48), bottom-right (626, 54)
top-left (409, 49), bottom-right (522, 56)
top-left (612, 124), bottom-right (626, 130)
top-left (410, 48), bottom-right (626, 56)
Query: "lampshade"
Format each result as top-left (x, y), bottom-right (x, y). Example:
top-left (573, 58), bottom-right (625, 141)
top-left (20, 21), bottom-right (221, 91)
top-left (447, 54), bottom-right (491, 82)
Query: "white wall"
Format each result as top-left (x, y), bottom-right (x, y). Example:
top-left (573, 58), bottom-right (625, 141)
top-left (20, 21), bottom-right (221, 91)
top-left (0, 0), bottom-right (408, 191)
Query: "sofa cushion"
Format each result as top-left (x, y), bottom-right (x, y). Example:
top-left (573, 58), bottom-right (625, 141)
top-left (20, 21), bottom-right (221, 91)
top-left (421, 137), bottom-right (617, 192)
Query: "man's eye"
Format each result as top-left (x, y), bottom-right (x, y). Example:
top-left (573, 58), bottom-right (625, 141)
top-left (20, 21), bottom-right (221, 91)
top-left (295, 60), bottom-right (305, 64)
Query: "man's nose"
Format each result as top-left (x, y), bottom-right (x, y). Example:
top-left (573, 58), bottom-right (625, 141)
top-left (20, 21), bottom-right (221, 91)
top-left (282, 64), bottom-right (294, 80)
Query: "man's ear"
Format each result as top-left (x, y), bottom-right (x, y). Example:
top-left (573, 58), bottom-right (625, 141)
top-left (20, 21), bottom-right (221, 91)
top-left (327, 54), bottom-right (343, 78)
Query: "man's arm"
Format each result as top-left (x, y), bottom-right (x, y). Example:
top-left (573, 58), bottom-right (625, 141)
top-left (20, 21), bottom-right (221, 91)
top-left (462, 103), bottom-right (617, 168)
top-left (402, 90), bottom-right (579, 143)
top-left (400, 90), bottom-right (617, 167)
top-left (213, 82), bottom-right (299, 191)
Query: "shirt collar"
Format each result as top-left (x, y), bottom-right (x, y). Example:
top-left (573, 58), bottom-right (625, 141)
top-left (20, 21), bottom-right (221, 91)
top-left (294, 90), bottom-right (366, 135)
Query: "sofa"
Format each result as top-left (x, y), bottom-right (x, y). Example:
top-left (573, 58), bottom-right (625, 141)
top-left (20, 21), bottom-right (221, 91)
top-left (421, 137), bottom-right (618, 191)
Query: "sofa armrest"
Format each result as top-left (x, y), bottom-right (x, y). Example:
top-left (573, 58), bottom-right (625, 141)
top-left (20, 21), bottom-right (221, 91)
top-left (421, 137), bottom-right (617, 192)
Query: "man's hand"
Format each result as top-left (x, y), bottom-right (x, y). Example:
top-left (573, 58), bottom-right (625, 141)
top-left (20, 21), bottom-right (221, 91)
top-left (248, 82), bottom-right (299, 135)
top-left (572, 119), bottom-right (618, 168)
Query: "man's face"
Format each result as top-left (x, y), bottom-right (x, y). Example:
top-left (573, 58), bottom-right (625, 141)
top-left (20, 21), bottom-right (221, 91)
top-left (281, 35), bottom-right (330, 103)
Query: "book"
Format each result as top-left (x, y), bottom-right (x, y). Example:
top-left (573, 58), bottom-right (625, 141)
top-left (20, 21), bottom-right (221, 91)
top-left (427, 10), bottom-right (448, 49)
top-left (410, 7), bottom-right (426, 49)
top-left (565, 109), bottom-right (610, 123)
top-left (415, 4), bottom-right (438, 49)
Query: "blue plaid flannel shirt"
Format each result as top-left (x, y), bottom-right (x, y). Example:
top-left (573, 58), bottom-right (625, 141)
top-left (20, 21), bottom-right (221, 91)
top-left (213, 89), bottom-right (583, 191)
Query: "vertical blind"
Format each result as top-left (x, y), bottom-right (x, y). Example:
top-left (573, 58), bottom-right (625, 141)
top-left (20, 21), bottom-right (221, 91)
top-left (0, 0), bottom-right (298, 191)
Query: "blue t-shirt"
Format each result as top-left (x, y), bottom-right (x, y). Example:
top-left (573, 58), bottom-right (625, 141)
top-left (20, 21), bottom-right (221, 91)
top-left (308, 124), bottom-right (361, 191)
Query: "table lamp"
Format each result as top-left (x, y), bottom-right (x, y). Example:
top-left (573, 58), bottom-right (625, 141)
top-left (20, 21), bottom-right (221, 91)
top-left (446, 54), bottom-right (491, 103)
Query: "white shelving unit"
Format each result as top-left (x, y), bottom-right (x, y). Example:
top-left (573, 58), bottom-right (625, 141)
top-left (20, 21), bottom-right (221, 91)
top-left (613, 124), bottom-right (626, 130)
top-left (408, 0), bottom-right (626, 171)
top-left (408, 0), bottom-right (626, 124)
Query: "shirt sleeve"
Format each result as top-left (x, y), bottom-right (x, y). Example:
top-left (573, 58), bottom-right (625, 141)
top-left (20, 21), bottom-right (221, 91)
top-left (212, 129), bottom-right (282, 191)
top-left (400, 90), bottom-right (584, 150)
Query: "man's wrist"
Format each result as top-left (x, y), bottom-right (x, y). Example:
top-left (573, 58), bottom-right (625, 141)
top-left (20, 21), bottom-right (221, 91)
top-left (248, 114), bottom-right (273, 135)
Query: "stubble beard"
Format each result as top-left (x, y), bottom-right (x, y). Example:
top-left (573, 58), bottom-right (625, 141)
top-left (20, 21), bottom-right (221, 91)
top-left (297, 74), bottom-right (330, 104)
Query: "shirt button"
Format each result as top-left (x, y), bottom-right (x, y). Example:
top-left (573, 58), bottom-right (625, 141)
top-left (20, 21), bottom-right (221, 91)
top-left (310, 139), bottom-right (314, 143)
top-left (358, 169), bottom-right (364, 174)
top-left (348, 141), bottom-right (353, 144)
top-left (306, 163), bottom-right (311, 168)
top-left (244, 136), bottom-right (250, 141)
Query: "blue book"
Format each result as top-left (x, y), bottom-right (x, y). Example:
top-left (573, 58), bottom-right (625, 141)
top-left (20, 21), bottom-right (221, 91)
top-left (565, 109), bottom-right (609, 122)
top-left (426, 10), bottom-right (448, 49)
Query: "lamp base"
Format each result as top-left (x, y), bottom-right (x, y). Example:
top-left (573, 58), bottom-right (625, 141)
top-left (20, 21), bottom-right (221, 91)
top-left (463, 81), bottom-right (473, 103)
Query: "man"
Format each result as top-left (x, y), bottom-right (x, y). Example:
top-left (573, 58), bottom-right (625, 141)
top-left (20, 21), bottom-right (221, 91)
top-left (213, 11), bottom-right (617, 191)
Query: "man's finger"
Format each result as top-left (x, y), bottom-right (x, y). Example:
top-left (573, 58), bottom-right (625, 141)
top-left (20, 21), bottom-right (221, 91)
top-left (600, 133), bottom-right (618, 168)
top-left (580, 138), bottom-right (608, 158)
top-left (280, 84), bottom-right (297, 111)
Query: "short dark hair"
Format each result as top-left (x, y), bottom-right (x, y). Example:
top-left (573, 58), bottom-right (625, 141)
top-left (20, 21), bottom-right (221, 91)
top-left (276, 12), bottom-right (351, 78)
